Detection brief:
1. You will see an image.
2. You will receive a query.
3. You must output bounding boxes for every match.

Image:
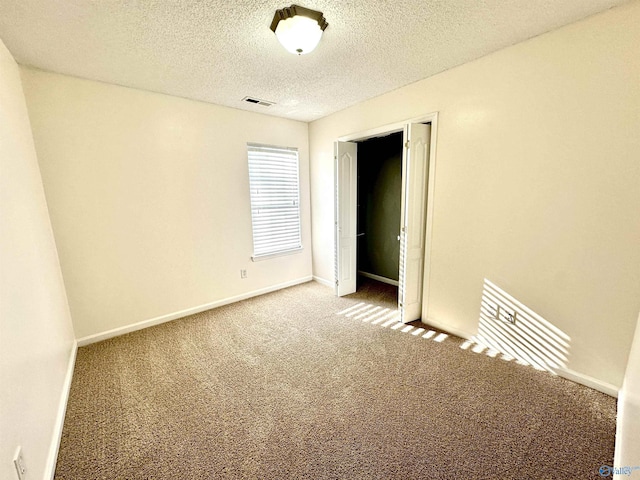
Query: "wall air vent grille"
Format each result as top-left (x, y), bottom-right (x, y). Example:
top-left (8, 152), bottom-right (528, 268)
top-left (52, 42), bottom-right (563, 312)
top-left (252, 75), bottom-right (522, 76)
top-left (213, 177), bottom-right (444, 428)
top-left (242, 96), bottom-right (275, 107)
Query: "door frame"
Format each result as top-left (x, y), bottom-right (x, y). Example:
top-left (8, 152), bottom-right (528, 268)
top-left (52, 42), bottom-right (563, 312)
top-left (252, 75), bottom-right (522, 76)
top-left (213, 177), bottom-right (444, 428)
top-left (335, 112), bottom-right (439, 322)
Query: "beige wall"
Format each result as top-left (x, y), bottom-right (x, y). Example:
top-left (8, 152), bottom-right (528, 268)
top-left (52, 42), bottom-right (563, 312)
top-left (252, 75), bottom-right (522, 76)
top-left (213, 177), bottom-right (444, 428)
top-left (309, 1), bottom-right (640, 387)
top-left (20, 69), bottom-right (312, 340)
top-left (0, 40), bottom-right (76, 479)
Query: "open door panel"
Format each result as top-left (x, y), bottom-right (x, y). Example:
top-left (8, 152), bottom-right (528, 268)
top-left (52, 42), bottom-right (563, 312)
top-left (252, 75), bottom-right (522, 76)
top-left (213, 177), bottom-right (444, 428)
top-left (399, 124), bottom-right (431, 322)
top-left (334, 141), bottom-right (358, 296)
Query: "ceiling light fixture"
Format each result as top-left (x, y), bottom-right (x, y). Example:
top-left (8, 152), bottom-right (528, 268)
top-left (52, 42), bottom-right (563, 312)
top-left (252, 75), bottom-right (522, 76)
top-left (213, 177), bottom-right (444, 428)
top-left (270, 4), bottom-right (328, 55)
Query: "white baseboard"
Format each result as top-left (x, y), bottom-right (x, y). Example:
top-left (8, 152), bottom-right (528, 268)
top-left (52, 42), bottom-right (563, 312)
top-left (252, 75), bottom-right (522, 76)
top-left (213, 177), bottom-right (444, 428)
top-left (358, 271), bottom-right (399, 287)
top-left (313, 275), bottom-right (334, 288)
top-left (77, 276), bottom-right (313, 346)
top-left (421, 316), bottom-right (474, 342)
top-left (556, 367), bottom-right (618, 398)
top-left (45, 339), bottom-right (77, 480)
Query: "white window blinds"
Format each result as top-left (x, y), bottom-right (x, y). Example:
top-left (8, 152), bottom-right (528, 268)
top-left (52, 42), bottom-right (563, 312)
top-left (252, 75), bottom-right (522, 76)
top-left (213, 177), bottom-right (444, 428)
top-left (248, 143), bottom-right (302, 259)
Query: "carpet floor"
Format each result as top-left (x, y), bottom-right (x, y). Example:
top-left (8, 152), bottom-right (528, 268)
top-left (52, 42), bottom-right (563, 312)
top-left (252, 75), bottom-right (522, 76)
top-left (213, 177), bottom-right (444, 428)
top-left (55, 279), bottom-right (616, 479)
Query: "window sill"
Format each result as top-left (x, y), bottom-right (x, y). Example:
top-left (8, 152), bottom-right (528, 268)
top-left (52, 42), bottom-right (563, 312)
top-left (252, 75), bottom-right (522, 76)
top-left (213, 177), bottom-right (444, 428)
top-left (251, 247), bottom-right (303, 262)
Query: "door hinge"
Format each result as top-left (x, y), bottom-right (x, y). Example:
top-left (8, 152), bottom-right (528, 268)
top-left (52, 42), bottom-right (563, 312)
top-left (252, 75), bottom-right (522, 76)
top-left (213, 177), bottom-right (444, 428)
top-left (335, 279), bottom-right (339, 286)
top-left (405, 140), bottom-right (410, 149)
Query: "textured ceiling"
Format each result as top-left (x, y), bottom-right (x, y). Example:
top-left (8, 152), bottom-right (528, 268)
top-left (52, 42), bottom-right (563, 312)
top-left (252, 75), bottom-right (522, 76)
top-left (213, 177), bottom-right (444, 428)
top-left (0, 0), bottom-right (630, 122)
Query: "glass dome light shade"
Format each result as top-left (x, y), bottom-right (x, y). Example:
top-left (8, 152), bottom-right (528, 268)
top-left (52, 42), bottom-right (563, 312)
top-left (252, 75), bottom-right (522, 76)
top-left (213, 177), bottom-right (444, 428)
top-left (274, 15), bottom-right (323, 55)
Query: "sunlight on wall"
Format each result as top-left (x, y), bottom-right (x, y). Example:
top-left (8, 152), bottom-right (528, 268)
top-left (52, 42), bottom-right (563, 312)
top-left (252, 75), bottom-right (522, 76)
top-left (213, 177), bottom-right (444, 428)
top-left (470, 279), bottom-right (571, 374)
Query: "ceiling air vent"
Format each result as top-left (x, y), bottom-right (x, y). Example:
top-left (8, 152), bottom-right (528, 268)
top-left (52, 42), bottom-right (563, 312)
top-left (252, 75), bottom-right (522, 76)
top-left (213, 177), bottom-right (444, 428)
top-left (242, 96), bottom-right (275, 107)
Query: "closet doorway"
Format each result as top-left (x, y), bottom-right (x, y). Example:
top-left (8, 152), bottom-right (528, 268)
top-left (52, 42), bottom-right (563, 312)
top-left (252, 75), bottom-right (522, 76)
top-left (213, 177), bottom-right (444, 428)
top-left (356, 132), bottom-right (403, 288)
top-left (334, 114), bottom-right (437, 324)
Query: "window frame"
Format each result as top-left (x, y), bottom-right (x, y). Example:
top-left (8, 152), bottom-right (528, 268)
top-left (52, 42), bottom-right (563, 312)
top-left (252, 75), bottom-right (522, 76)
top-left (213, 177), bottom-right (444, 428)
top-left (247, 142), bottom-right (302, 261)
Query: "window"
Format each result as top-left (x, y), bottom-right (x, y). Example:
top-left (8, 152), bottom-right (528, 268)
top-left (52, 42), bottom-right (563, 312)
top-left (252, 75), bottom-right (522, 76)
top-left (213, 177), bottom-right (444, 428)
top-left (248, 143), bottom-right (302, 259)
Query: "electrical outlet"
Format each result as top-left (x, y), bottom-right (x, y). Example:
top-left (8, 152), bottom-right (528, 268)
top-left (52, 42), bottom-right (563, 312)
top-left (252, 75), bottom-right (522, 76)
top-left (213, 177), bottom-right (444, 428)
top-left (14, 446), bottom-right (26, 480)
top-left (240, 269), bottom-right (247, 279)
top-left (495, 305), bottom-right (517, 325)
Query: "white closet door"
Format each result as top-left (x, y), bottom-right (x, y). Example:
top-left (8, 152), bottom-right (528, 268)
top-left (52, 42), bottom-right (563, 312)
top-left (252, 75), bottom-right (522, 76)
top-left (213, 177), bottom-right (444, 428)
top-left (334, 141), bottom-right (358, 296)
top-left (399, 124), bottom-right (431, 322)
